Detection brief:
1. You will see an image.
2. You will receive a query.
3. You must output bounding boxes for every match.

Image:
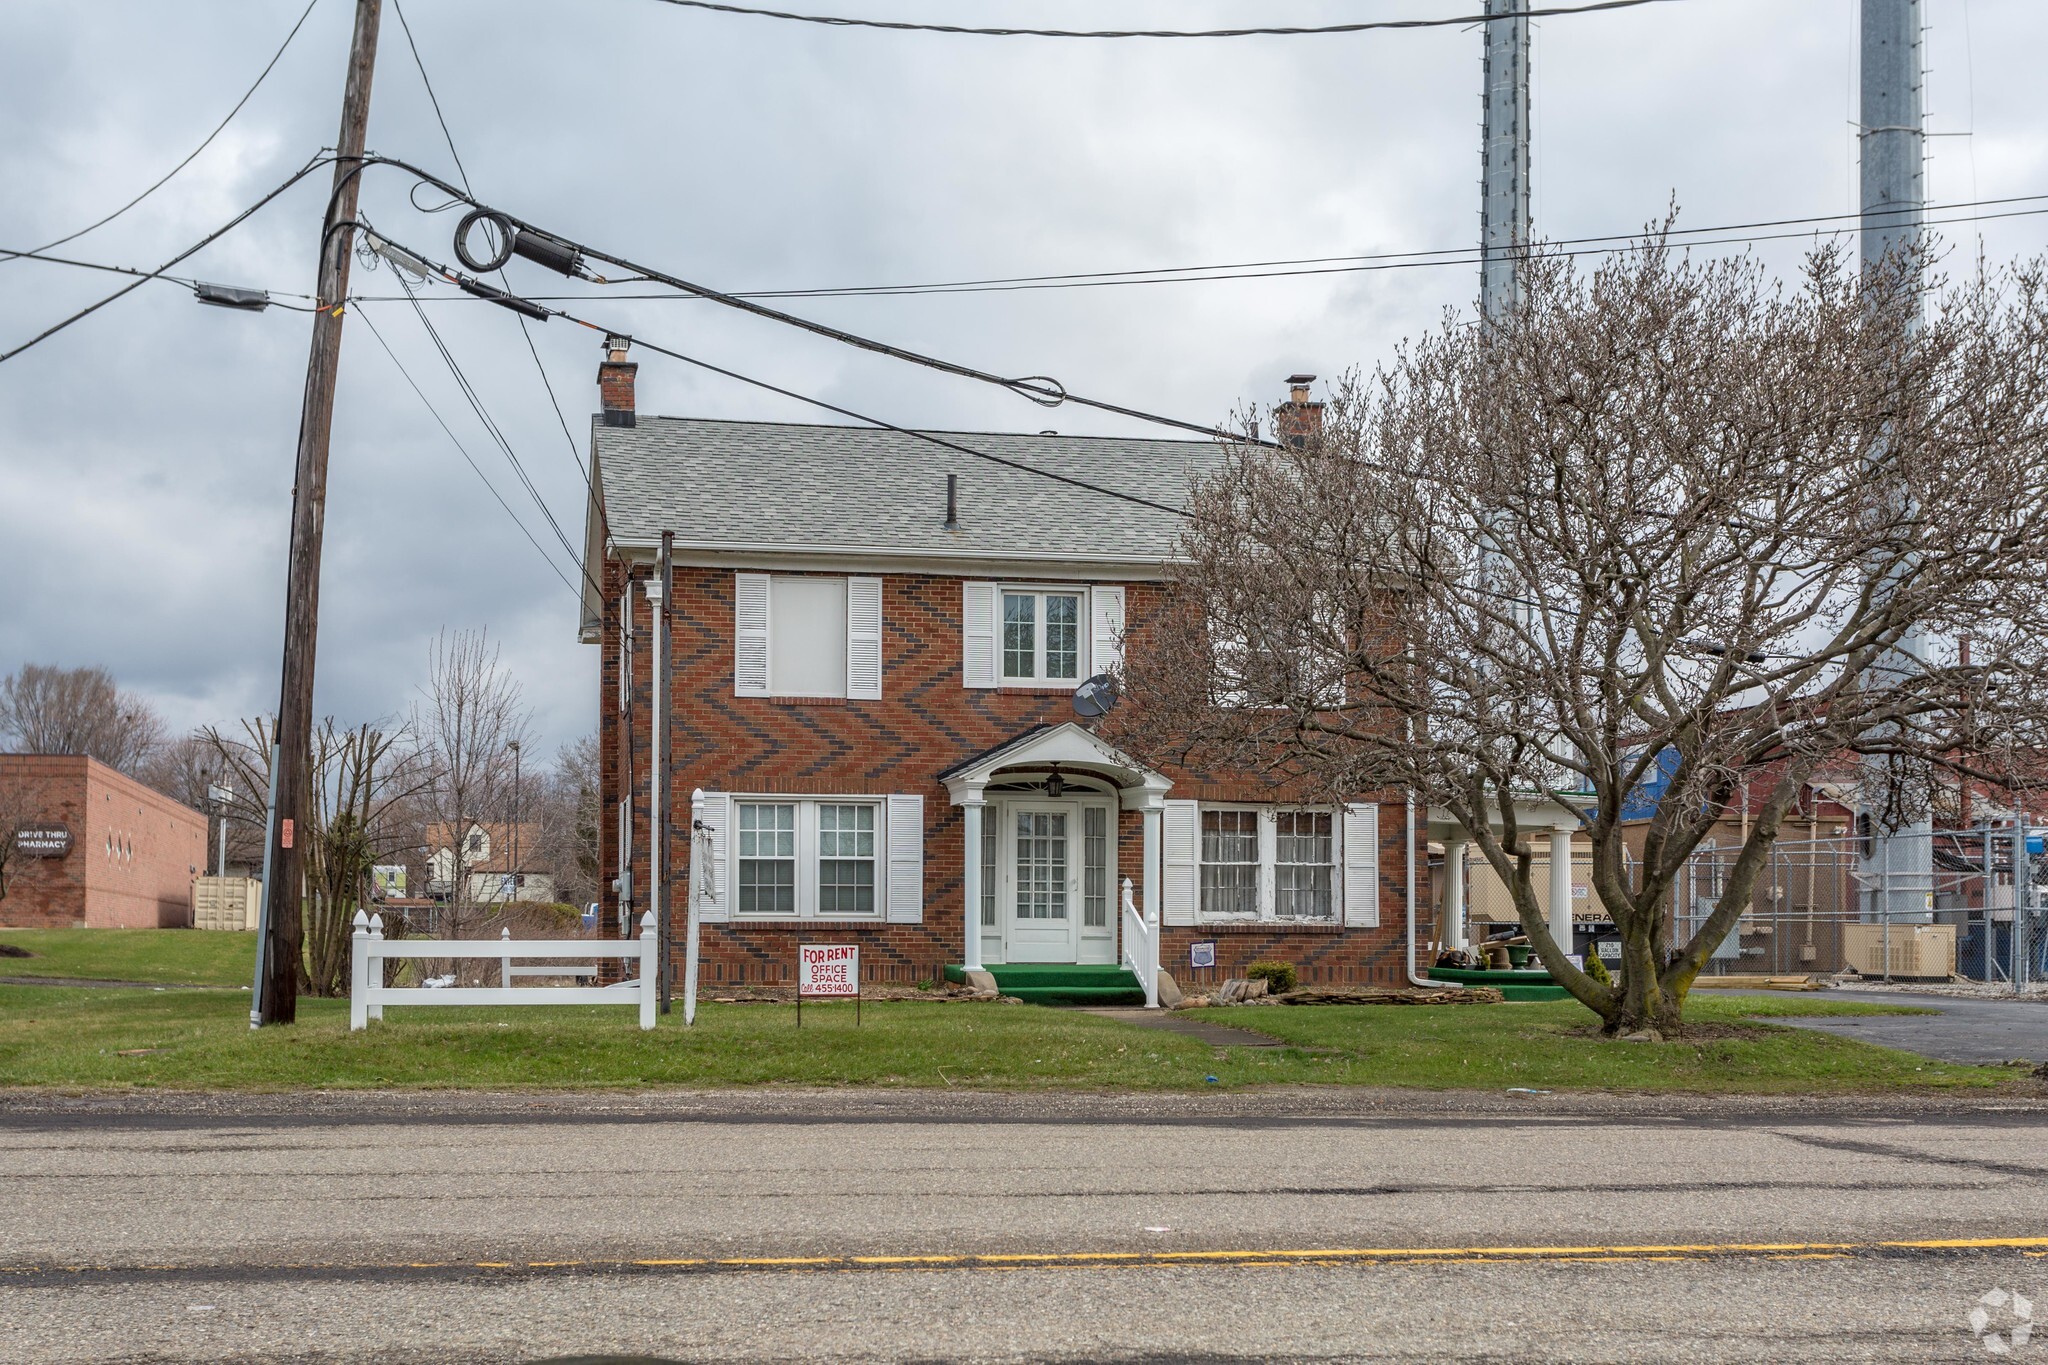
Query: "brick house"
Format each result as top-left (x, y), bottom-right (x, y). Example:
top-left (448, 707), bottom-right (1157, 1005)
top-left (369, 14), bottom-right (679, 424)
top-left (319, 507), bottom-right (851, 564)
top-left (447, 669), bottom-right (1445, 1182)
top-left (0, 754), bottom-right (208, 929)
top-left (580, 344), bottom-right (1418, 995)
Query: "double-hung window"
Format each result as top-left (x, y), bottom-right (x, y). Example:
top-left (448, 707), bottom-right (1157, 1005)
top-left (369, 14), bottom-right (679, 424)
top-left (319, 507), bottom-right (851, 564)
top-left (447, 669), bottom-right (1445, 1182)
top-left (1001, 589), bottom-right (1083, 685)
top-left (1199, 809), bottom-right (1261, 918)
top-left (1197, 806), bottom-right (1337, 922)
top-left (1273, 811), bottom-right (1335, 919)
top-left (734, 798), bottom-right (883, 920)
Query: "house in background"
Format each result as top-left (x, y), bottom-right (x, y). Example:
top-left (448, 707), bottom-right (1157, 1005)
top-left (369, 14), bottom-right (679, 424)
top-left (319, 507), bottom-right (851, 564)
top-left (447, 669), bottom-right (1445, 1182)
top-left (426, 821), bottom-right (555, 905)
top-left (0, 754), bottom-right (207, 928)
top-left (579, 343), bottom-right (1417, 999)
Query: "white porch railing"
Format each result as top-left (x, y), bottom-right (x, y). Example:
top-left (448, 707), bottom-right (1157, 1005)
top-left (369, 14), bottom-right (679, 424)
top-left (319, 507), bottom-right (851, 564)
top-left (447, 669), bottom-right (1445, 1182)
top-left (349, 909), bottom-right (659, 1030)
top-left (1119, 876), bottom-right (1160, 1009)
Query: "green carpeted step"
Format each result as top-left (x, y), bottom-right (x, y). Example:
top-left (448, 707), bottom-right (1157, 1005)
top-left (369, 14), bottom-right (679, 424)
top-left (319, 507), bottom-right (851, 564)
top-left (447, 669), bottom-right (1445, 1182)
top-left (1002, 984), bottom-right (1149, 1006)
top-left (943, 963), bottom-right (1146, 1005)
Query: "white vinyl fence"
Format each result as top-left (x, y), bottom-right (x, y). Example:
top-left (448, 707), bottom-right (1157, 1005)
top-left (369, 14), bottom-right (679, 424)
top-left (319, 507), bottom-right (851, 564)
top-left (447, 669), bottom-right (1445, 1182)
top-left (349, 909), bottom-right (659, 1030)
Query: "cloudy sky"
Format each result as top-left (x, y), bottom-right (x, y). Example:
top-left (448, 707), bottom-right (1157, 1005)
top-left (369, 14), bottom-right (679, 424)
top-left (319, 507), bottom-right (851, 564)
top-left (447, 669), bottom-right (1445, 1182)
top-left (3, 0), bottom-right (2043, 765)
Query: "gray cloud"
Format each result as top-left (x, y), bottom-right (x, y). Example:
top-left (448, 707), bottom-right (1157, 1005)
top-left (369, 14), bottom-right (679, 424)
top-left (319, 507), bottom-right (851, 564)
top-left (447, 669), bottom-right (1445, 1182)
top-left (4, 0), bottom-right (2043, 759)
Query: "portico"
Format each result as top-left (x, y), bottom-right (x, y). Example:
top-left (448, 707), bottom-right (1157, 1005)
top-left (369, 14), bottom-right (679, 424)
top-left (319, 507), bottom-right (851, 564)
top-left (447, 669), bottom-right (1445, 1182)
top-left (939, 722), bottom-right (1171, 972)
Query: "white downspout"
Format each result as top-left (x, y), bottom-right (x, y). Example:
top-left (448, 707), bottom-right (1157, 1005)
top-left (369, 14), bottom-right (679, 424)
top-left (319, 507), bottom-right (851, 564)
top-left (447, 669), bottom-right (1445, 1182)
top-left (1405, 793), bottom-right (1455, 989)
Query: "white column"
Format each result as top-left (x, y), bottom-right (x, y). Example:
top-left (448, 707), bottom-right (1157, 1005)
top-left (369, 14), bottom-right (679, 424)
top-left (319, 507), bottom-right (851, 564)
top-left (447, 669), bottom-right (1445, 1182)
top-left (1444, 835), bottom-right (1469, 951)
top-left (1548, 826), bottom-right (1575, 964)
top-left (1141, 802), bottom-right (1163, 1007)
top-left (349, 910), bottom-right (369, 1031)
top-left (962, 797), bottom-right (985, 971)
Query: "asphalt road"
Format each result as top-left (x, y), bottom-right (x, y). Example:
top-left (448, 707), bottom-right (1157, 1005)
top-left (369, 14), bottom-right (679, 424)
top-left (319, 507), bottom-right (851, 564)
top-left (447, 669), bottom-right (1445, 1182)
top-left (1742, 988), bottom-right (2048, 1066)
top-left (3, 1089), bottom-right (2046, 1363)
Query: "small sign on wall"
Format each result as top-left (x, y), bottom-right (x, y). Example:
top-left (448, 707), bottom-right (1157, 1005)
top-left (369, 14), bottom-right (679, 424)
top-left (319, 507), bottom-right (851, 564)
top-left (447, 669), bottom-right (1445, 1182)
top-left (798, 944), bottom-right (859, 1027)
top-left (1189, 940), bottom-right (1217, 970)
top-left (15, 824), bottom-right (71, 858)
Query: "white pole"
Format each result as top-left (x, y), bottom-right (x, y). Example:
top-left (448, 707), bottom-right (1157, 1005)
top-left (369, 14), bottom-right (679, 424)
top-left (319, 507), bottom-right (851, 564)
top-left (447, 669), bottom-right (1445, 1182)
top-left (1548, 825), bottom-right (1575, 965)
top-left (349, 910), bottom-right (369, 1030)
top-left (368, 913), bottom-right (384, 1020)
top-left (500, 925), bottom-right (512, 990)
top-left (962, 797), bottom-right (985, 972)
top-left (683, 788), bottom-right (704, 1026)
top-left (1444, 834), bottom-right (1469, 951)
top-left (1141, 804), bottom-right (1162, 1008)
top-left (638, 909), bottom-right (658, 1030)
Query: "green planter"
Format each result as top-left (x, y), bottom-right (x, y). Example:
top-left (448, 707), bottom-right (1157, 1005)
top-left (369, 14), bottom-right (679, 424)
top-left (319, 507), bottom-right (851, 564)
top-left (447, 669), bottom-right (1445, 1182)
top-left (1506, 944), bottom-right (1532, 969)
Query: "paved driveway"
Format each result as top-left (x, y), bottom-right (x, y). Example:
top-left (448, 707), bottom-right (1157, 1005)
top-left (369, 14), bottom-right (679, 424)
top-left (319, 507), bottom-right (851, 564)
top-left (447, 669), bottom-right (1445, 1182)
top-left (1741, 989), bottom-right (2048, 1065)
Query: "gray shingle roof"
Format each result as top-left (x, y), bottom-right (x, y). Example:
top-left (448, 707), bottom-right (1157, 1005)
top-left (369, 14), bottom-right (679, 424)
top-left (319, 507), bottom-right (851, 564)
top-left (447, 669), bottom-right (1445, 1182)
top-left (591, 416), bottom-right (1226, 567)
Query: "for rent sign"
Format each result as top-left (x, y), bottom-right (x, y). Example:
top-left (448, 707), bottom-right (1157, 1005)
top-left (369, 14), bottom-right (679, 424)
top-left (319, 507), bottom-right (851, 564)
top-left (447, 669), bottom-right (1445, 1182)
top-left (799, 944), bottom-right (860, 997)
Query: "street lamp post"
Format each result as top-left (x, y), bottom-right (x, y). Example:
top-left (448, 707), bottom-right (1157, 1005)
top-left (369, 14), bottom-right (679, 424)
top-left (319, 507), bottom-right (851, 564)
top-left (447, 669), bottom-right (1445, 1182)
top-left (509, 740), bottom-right (522, 903)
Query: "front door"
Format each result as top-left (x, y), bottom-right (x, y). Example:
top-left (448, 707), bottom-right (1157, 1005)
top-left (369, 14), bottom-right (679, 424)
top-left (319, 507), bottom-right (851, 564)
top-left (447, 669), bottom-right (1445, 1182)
top-left (1004, 803), bottom-right (1077, 962)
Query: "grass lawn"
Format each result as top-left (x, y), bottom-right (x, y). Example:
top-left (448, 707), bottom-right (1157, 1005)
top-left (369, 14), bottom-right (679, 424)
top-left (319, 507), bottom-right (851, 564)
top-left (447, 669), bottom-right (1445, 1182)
top-left (0, 928), bottom-right (254, 987)
top-left (1185, 994), bottom-right (1998, 1094)
top-left (0, 983), bottom-right (2014, 1093)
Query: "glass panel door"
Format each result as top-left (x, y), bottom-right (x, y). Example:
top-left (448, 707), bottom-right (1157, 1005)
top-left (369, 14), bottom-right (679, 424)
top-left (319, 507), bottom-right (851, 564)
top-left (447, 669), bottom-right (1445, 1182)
top-left (1014, 810), bottom-right (1069, 920)
top-left (1005, 803), bottom-right (1077, 962)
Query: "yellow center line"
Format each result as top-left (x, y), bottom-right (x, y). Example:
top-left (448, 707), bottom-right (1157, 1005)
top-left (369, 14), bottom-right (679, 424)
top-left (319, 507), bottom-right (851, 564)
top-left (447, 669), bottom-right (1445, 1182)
top-left (5, 1235), bottom-right (2047, 1281)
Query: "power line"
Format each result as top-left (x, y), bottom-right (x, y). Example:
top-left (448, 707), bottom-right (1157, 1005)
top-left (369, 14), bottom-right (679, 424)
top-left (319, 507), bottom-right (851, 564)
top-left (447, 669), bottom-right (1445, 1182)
top-left (358, 195), bottom-right (2048, 307)
top-left (356, 305), bottom-right (586, 601)
top-left (0, 245), bottom-right (321, 310)
top-left (640, 0), bottom-right (1684, 40)
top-left (0, 153), bottom-right (335, 365)
top-left (390, 0), bottom-right (609, 560)
top-left (389, 270), bottom-right (603, 599)
top-left (1, 0), bottom-right (323, 265)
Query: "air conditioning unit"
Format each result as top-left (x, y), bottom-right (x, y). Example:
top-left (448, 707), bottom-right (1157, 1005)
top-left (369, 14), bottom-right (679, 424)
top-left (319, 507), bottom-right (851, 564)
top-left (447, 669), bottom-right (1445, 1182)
top-left (1841, 924), bottom-right (1956, 980)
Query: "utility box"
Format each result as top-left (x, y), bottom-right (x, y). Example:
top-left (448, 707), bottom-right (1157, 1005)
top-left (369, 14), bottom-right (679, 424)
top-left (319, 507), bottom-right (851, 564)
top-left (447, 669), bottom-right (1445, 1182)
top-left (1842, 923), bottom-right (1956, 980)
top-left (192, 876), bottom-right (260, 931)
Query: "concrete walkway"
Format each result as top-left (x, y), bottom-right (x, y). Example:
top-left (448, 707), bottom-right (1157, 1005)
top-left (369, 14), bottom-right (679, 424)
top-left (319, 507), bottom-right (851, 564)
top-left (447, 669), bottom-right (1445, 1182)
top-left (1738, 988), bottom-right (2048, 1066)
top-left (1080, 1007), bottom-right (1286, 1048)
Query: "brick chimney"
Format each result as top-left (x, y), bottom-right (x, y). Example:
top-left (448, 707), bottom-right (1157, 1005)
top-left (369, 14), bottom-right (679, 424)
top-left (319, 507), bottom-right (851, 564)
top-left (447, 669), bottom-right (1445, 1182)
top-left (598, 334), bottom-right (636, 428)
top-left (1274, 373), bottom-right (1322, 449)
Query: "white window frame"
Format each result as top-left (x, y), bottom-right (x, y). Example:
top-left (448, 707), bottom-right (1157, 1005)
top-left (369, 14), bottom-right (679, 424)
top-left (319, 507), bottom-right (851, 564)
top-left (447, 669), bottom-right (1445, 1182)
top-left (1198, 804), bottom-right (1263, 921)
top-left (736, 574), bottom-right (884, 701)
top-left (729, 796), bottom-right (887, 921)
top-left (1272, 808), bottom-right (1338, 921)
top-left (1195, 803), bottom-right (1340, 924)
top-left (997, 585), bottom-right (1088, 688)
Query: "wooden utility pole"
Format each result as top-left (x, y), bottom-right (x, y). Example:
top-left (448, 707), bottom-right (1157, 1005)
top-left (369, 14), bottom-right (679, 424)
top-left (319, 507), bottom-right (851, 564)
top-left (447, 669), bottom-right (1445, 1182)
top-left (656, 530), bottom-right (675, 1015)
top-left (259, 0), bottom-right (383, 1025)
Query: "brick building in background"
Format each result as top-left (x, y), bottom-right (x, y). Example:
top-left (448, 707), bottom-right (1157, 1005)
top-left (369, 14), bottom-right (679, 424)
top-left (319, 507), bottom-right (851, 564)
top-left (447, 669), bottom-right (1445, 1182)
top-left (580, 343), bottom-right (1418, 999)
top-left (0, 755), bottom-right (207, 929)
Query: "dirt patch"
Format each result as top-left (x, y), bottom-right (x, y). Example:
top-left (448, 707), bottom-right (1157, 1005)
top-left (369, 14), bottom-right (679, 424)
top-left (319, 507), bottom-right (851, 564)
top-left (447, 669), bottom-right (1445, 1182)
top-left (0, 944), bottom-right (34, 959)
top-left (1569, 1022), bottom-right (1778, 1043)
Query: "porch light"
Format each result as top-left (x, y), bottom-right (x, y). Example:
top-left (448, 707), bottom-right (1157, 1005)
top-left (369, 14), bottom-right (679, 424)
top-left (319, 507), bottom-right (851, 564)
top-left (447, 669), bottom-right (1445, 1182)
top-left (1045, 765), bottom-right (1064, 798)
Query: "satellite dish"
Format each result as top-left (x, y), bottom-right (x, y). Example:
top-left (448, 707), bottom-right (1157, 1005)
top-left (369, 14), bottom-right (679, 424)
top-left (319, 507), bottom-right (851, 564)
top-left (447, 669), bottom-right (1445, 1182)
top-left (1073, 673), bottom-right (1119, 718)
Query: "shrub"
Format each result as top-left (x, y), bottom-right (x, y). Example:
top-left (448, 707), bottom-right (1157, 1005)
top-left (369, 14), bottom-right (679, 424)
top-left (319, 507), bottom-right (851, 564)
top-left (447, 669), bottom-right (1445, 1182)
top-left (1584, 949), bottom-right (1613, 987)
top-left (1245, 960), bottom-right (1297, 994)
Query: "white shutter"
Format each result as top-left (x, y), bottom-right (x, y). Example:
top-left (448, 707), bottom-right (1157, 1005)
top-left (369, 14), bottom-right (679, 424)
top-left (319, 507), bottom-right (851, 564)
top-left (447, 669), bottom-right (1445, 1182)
top-left (696, 792), bottom-right (730, 922)
top-left (885, 794), bottom-right (924, 923)
top-left (1163, 799), bottom-right (1199, 926)
top-left (618, 590), bottom-right (634, 713)
top-left (846, 576), bottom-right (884, 700)
top-left (962, 581), bottom-right (997, 688)
top-left (1342, 802), bottom-right (1380, 928)
top-left (1090, 585), bottom-right (1125, 677)
top-left (734, 573), bottom-right (771, 697)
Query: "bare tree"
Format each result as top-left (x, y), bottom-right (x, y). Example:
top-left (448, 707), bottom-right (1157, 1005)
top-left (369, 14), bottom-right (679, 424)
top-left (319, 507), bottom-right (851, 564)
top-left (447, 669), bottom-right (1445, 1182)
top-left (531, 734), bottom-right (602, 909)
top-left (199, 717), bottom-right (427, 996)
top-left (1116, 238), bottom-right (2048, 1036)
top-left (0, 664), bottom-right (165, 774)
top-left (0, 767), bottom-right (53, 904)
top-left (411, 628), bottom-right (533, 941)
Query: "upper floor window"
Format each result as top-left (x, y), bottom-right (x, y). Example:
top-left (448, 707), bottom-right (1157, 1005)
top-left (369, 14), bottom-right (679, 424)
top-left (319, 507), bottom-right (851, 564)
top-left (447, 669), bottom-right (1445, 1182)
top-left (1002, 590), bottom-right (1082, 684)
top-left (735, 573), bottom-right (883, 700)
top-left (962, 582), bottom-right (1123, 690)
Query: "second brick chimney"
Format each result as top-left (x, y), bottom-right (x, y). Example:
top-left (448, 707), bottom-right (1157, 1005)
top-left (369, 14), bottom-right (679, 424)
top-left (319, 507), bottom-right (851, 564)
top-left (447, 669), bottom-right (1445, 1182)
top-left (1274, 373), bottom-right (1322, 449)
top-left (599, 334), bottom-right (637, 428)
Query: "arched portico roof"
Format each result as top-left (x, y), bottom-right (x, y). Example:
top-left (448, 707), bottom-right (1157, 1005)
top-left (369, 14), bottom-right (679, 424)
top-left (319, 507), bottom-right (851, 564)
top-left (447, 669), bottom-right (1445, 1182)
top-left (938, 722), bottom-right (1172, 812)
